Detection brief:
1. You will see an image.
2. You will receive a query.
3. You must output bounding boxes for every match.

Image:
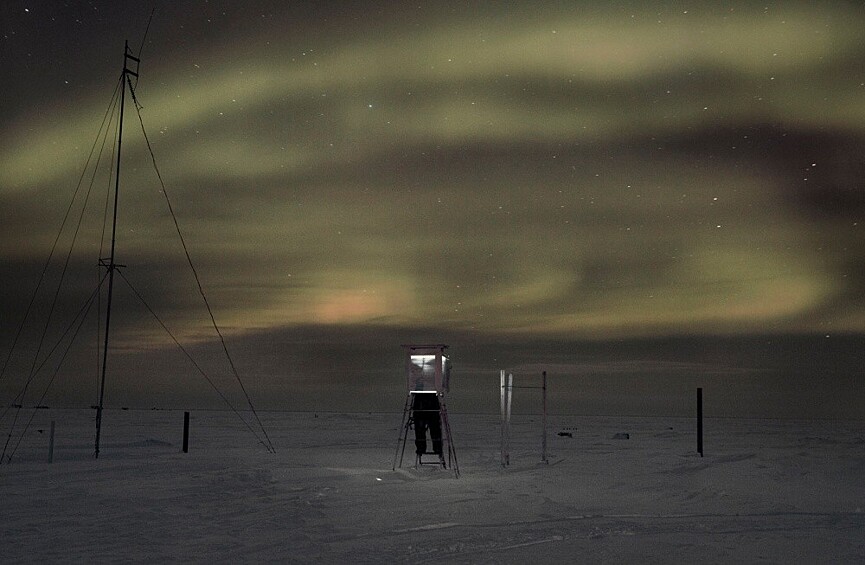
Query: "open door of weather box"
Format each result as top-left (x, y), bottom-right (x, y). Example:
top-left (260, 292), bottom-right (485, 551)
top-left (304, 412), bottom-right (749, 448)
top-left (405, 344), bottom-right (451, 393)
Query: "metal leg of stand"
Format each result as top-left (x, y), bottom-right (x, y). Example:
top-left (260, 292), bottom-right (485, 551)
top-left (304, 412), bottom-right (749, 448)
top-left (400, 415), bottom-right (413, 469)
top-left (439, 399), bottom-right (459, 478)
top-left (392, 394), bottom-right (412, 470)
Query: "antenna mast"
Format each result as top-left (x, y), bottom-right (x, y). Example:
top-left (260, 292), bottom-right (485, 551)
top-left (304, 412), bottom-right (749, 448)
top-left (94, 42), bottom-right (139, 459)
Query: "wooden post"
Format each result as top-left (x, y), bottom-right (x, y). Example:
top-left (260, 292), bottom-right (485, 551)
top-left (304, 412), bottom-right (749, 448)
top-left (541, 371), bottom-right (548, 464)
top-left (183, 411), bottom-right (190, 453)
top-left (697, 388), bottom-right (703, 457)
top-left (48, 420), bottom-right (55, 464)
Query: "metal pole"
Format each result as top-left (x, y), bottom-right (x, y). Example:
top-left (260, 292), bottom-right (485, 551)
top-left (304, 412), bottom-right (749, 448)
top-left (541, 371), bottom-right (548, 464)
top-left (500, 370), bottom-right (506, 466)
top-left (505, 373), bottom-right (513, 466)
top-left (95, 42), bottom-right (132, 459)
top-left (182, 411), bottom-right (190, 453)
top-left (697, 387), bottom-right (703, 457)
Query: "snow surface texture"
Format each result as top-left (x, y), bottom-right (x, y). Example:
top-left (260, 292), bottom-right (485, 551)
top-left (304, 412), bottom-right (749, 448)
top-left (2, 409), bottom-right (864, 563)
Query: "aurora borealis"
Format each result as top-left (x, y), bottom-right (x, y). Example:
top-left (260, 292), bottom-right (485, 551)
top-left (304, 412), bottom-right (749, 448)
top-left (1, 2), bottom-right (863, 416)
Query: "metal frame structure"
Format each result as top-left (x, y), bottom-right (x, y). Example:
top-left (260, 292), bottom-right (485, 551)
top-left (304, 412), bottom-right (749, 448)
top-left (500, 370), bottom-right (548, 466)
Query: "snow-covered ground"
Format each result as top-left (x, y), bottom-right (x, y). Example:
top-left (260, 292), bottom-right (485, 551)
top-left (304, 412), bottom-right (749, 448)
top-left (2, 409), bottom-right (864, 563)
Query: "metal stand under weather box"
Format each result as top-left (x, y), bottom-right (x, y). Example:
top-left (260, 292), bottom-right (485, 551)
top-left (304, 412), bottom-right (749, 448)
top-left (393, 344), bottom-right (459, 477)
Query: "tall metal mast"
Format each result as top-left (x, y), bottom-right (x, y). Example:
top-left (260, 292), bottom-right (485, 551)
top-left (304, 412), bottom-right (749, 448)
top-left (95, 42), bottom-right (139, 459)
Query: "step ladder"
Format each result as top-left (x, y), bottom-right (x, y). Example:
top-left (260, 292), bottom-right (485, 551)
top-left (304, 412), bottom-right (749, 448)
top-left (393, 392), bottom-right (459, 478)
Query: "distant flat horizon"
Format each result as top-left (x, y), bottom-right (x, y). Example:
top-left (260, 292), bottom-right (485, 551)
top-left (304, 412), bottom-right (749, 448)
top-left (4, 326), bottom-right (861, 419)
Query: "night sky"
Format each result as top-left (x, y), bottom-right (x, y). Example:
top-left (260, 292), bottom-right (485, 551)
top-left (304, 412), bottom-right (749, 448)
top-left (1, 2), bottom-right (863, 417)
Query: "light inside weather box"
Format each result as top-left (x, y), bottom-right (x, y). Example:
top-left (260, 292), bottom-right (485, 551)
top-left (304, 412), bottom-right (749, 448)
top-left (404, 344), bottom-right (450, 393)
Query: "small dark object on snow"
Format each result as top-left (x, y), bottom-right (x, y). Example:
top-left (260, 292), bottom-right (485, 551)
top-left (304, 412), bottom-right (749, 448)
top-left (612, 432), bottom-right (630, 440)
top-left (557, 431), bottom-right (573, 438)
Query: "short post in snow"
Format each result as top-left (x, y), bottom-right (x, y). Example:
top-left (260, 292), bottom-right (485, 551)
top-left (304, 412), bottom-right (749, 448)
top-left (541, 371), bottom-right (548, 464)
top-left (696, 388), bottom-right (703, 457)
top-left (183, 411), bottom-right (190, 453)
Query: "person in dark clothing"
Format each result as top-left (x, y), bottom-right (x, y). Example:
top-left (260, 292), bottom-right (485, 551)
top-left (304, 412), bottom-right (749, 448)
top-left (412, 393), bottom-right (443, 456)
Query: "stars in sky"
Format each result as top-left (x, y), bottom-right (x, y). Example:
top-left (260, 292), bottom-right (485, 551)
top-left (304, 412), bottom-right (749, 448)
top-left (0, 2), bottom-right (864, 416)
top-left (0, 1), bottom-right (863, 345)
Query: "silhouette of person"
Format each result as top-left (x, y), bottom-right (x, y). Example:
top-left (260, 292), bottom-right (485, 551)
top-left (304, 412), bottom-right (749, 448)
top-left (412, 393), bottom-right (443, 457)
